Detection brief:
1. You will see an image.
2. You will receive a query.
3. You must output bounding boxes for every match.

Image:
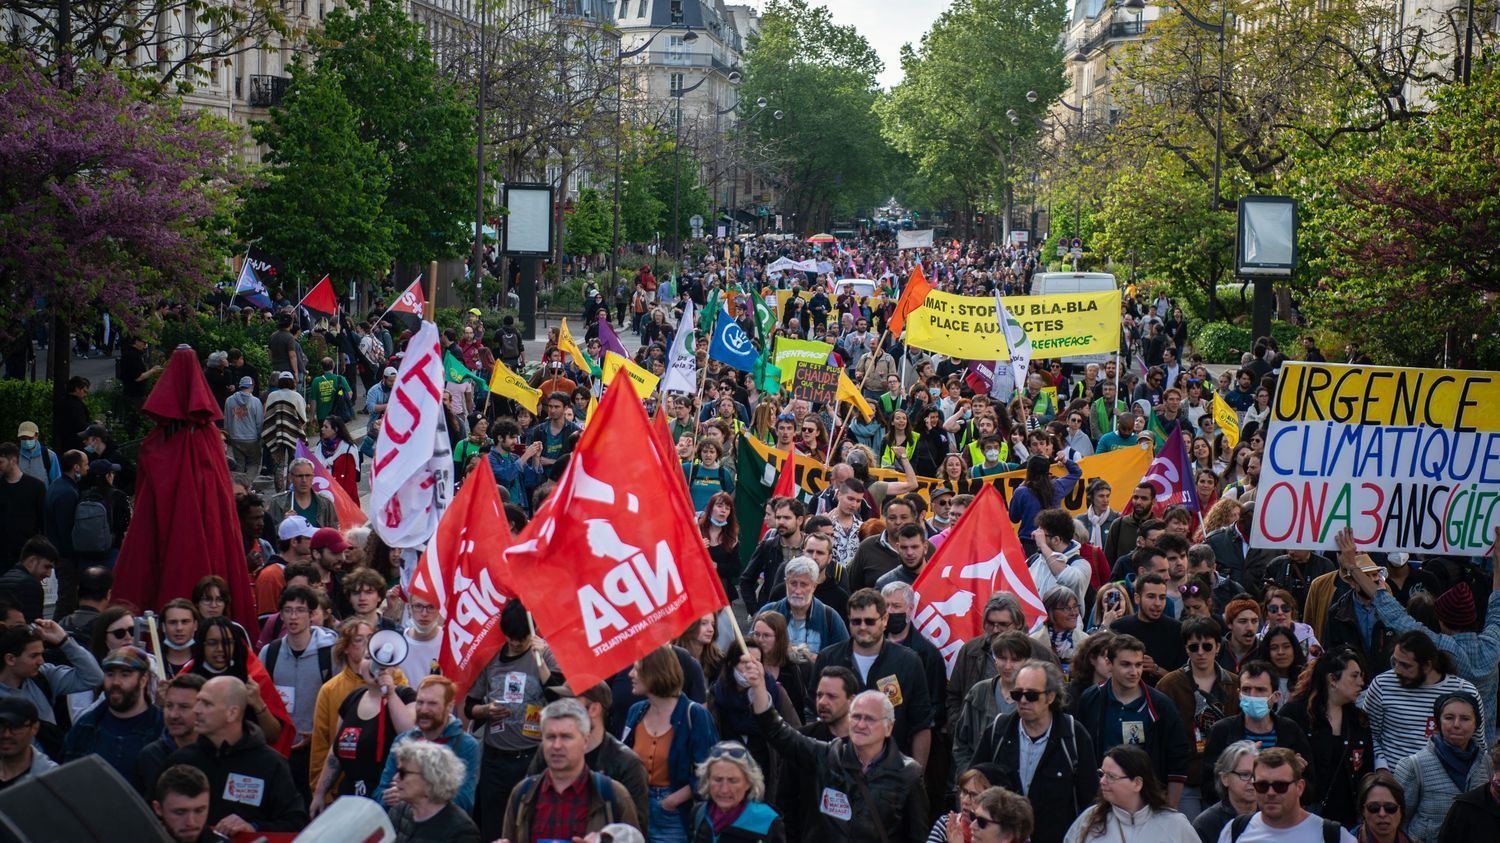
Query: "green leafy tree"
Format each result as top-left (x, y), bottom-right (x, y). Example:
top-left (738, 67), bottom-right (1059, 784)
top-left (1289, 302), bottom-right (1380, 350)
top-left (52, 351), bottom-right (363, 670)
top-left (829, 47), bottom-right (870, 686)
top-left (1094, 159), bottom-right (1233, 307)
top-left (314, 0), bottom-right (475, 266)
top-left (1296, 60), bottom-right (1500, 367)
top-left (565, 187), bottom-right (611, 259)
top-left (241, 64), bottom-right (395, 285)
top-left (738, 0), bottom-right (896, 230)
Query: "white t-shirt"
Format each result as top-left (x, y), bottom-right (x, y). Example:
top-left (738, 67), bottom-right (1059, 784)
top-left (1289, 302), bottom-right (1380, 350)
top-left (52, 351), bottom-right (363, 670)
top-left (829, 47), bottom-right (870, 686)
top-left (852, 652), bottom-right (877, 683)
top-left (397, 630), bottom-right (442, 680)
top-left (1216, 812), bottom-right (1355, 843)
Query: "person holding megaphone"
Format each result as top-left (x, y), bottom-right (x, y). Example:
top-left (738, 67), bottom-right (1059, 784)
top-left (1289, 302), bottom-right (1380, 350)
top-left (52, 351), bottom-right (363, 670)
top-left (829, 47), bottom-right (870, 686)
top-left (310, 651), bottom-right (417, 815)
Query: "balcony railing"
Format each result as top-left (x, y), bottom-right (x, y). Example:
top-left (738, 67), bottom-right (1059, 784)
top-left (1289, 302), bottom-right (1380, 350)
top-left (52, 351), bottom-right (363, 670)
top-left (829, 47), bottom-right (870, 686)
top-left (248, 74), bottom-right (289, 107)
top-left (1077, 19), bottom-right (1150, 57)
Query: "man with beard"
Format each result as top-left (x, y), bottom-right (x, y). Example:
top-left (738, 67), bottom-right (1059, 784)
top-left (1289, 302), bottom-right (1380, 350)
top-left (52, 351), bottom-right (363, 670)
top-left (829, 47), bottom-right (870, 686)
top-left (377, 676), bottom-right (482, 814)
top-left (139, 673), bottom-right (204, 797)
top-left (63, 646), bottom-right (164, 787)
top-left (1105, 483), bottom-right (1157, 568)
top-left (763, 557), bottom-right (849, 659)
top-left (779, 667), bottom-right (857, 839)
top-left (1360, 628), bottom-right (1483, 770)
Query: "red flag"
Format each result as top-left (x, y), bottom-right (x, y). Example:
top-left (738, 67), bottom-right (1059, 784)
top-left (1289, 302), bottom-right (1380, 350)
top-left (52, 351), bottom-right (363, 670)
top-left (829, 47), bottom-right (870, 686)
top-left (771, 448), bottom-right (799, 500)
top-left (887, 265), bottom-right (934, 336)
top-left (295, 440), bottom-right (368, 528)
top-left (911, 484), bottom-right (1045, 676)
top-left (381, 277), bottom-right (426, 333)
top-left (299, 274), bottom-right (339, 319)
top-left (505, 371), bottom-right (729, 690)
top-left (407, 466), bottom-right (517, 694)
top-left (651, 400), bottom-right (674, 458)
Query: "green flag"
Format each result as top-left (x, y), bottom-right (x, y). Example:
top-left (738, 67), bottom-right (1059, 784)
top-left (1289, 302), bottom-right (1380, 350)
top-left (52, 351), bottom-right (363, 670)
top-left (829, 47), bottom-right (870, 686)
top-left (443, 351), bottom-right (483, 385)
top-left (755, 358), bottom-right (782, 395)
top-left (699, 288), bottom-right (721, 337)
top-left (734, 435), bottom-right (776, 567)
top-left (750, 287), bottom-right (777, 343)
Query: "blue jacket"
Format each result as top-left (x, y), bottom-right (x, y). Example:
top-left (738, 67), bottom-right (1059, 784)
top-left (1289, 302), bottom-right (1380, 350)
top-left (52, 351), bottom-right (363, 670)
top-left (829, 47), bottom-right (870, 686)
top-left (63, 701), bottom-right (164, 791)
top-left (689, 799), bottom-right (784, 842)
top-left (1007, 458), bottom-right (1082, 538)
top-left (375, 715), bottom-right (482, 813)
top-left (763, 597), bottom-right (849, 654)
top-left (622, 695), bottom-right (719, 829)
top-left (488, 449), bottom-right (544, 511)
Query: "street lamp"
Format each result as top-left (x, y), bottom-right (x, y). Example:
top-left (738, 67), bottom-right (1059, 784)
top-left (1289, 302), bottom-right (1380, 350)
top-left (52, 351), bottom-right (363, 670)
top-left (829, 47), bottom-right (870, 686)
top-left (609, 27), bottom-right (697, 292)
top-left (1051, 59), bottom-right (1089, 268)
top-left (1125, 0), bottom-right (1225, 213)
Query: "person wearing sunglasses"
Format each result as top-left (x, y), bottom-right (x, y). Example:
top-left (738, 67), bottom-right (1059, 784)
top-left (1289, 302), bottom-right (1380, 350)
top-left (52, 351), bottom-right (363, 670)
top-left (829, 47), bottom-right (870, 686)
top-left (1157, 617), bottom-right (1240, 819)
top-left (1220, 747), bottom-right (1353, 843)
top-left (1063, 745), bottom-right (1197, 843)
top-left (685, 741), bottom-right (784, 843)
top-left (966, 660), bottom-right (1097, 843)
top-left (958, 785), bottom-right (1034, 843)
top-left (953, 632), bottom-right (1034, 774)
top-left (931, 765), bottom-right (999, 843)
top-left (1392, 692), bottom-right (1491, 842)
top-left (1347, 770), bottom-right (1408, 843)
top-left (1201, 662), bottom-right (1314, 808)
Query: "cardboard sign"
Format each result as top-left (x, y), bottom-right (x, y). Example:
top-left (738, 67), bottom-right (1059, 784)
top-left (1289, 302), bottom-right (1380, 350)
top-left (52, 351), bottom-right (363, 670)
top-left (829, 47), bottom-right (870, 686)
top-left (791, 361), bottom-right (841, 405)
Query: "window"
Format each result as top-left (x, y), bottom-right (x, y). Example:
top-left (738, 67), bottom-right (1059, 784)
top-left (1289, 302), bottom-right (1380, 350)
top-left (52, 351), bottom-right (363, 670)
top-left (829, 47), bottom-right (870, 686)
top-left (667, 34), bottom-right (687, 62)
top-left (637, 0), bottom-right (645, 17)
top-left (670, 0), bottom-right (682, 24)
top-left (618, 0), bottom-right (628, 18)
top-left (670, 72), bottom-right (683, 93)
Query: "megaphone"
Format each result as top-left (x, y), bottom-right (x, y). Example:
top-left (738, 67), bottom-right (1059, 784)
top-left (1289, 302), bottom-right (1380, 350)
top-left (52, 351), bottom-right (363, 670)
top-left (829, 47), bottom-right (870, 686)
top-left (369, 629), bottom-right (409, 670)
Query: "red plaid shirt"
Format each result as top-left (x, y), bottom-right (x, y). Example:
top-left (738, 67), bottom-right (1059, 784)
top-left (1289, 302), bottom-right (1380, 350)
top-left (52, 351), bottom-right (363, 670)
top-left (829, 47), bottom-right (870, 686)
top-left (531, 767), bottom-right (591, 840)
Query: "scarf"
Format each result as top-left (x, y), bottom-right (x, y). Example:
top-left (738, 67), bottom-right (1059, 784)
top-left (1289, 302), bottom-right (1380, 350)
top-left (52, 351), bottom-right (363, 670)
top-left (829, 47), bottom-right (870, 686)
top-left (1085, 508), bottom-right (1111, 546)
top-left (1432, 735), bottom-right (1478, 791)
top-left (708, 800), bottom-right (747, 834)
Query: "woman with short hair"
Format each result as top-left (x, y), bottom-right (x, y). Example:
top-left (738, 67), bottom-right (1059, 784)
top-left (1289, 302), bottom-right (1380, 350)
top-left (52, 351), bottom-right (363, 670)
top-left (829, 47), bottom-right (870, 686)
top-left (1351, 770), bottom-right (1409, 843)
top-left (688, 741), bottom-right (785, 842)
top-left (386, 740), bottom-right (481, 842)
top-left (624, 646), bottom-right (720, 843)
top-left (1062, 746), bottom-right (1197, 843)
top-left (1394, 692), bottom-right (1492, 841)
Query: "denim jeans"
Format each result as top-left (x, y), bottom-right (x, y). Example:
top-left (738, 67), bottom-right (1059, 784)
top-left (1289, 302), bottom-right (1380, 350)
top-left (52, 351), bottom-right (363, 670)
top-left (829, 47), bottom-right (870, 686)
top-left (647, 785), bottom-right (689, 843)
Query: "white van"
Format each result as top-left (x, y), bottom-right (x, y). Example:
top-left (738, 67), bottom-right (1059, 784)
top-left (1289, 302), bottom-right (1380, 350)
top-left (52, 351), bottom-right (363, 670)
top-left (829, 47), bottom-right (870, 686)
top-left (1029, 272), bottom-right (1119, 365)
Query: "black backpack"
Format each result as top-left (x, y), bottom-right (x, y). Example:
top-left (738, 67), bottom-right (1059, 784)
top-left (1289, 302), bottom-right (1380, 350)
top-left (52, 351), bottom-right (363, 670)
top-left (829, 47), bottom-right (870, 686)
top-left (263, 638), bottom-right (334, 686)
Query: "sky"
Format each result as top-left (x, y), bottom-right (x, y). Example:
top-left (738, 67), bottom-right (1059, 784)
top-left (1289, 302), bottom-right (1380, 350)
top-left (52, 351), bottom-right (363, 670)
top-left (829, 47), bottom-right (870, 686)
top-left (749, 0), bottom-right (952, 89)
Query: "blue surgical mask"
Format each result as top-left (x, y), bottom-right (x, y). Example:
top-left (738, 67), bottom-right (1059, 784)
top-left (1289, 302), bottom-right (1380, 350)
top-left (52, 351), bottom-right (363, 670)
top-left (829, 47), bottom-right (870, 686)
top-left (1240, 694), bottom-right (1272, 719)
top-left (709, 516), bottom-right (728, 527)
top-left (929, 388), bottom-right (941, 398)
top-left (19, 440), bottom-right (39, 454)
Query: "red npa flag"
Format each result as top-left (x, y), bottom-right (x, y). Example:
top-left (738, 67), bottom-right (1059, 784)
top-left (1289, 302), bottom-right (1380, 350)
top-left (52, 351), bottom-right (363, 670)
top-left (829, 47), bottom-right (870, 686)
top-left (506, 372), bottom-right (729, 690)
top-left (911, 484), bottom-right (1045, 676)
top-left (406, 465), bottom-right (517, 694)
top-left (886, 264), bottom-right (934, 336)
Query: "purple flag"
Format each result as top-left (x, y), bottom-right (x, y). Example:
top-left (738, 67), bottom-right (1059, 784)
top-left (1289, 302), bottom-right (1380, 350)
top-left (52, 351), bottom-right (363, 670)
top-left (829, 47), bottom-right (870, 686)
top-left (596, 313), bottom-right (630, 358)
top-left (965, 360), bottom-right (996, 394)
top-left (1139, 422), bottom-right (1200, 514)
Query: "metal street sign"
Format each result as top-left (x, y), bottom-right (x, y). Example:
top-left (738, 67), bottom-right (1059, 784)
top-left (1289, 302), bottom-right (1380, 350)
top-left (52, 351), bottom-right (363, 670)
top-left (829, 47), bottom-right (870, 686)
top-left (689, 214), bottom-right (704, 228)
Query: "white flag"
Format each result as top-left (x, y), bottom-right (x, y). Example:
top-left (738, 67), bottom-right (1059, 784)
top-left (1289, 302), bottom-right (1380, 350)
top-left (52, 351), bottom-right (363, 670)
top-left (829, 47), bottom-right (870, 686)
top-left (662, 299), bottom-right (698, 394)
top-left (996, 292), bottom-right (1031, 393)
top-left (371, 321), bottom-right (453, 548)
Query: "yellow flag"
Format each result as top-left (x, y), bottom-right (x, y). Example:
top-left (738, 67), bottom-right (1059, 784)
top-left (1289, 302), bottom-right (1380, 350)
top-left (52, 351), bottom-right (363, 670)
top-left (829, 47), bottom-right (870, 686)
top-left (586, 392), bottom-right (598, 426)
top-left (1213, 390), bottom-right (1241, 448)
top-left (837, 371), bottom-right (875, 422)
top-left (558, 318), bottom-right (592, 374)
top-left (487, 359), bottom-right (541, 414)
top-left (601, 351), bottom-right (660, 400)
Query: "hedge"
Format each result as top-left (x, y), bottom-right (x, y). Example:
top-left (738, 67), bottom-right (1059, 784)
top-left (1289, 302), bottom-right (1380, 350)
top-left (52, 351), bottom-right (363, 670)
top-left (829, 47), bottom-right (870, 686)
top-left (1191, 320), bottom-right (1303, 364)
top-left (0, 380), bottom-right (112, 447)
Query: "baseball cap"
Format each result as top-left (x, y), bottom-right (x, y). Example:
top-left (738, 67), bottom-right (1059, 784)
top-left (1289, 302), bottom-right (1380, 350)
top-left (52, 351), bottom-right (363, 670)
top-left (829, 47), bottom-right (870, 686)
top-left (101, 646), bottom-right (150, 673)
top-left (87, 460), bottom-right (121, 477)
top-left (17, 421), bottom-right (38, 438)
top-left (929, 486), bottom-right (955, 501)
top-left (382, 366), bottom-right (398, 378)
top-left (238, 376), bottom-right (254, 390)
top-left (277, 515), bottom-right (318, 542)
top-left (0, 697), bottom-right (38, 727)
top-left (310, 527), bottom-right (351, 553)
top-left (79, 423), bottom-right (110, 441)
top-left (277, 371), bottom-right (294, 384)
top-left (468, 308), bottom-right (482, 316)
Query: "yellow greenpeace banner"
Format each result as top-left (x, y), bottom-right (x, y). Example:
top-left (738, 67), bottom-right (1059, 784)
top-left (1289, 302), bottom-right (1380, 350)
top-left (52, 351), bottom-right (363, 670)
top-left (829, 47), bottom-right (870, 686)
top-left (741, 435), bottom-right (1152, 513)
top-left (602, 352), bottom-right (659, 399)
top-left (905, 289), bottom-right (1122, 360)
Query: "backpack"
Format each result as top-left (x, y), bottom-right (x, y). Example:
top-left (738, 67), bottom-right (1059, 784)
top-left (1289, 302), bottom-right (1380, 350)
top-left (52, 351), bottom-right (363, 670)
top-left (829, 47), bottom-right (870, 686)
top-left (498, 329), bottom-right (523, 360)
top-left (263, 637), bottom-right (334, 686)
top-left (1228, 813), bottom-right (1341, 843)
top-left (71, 494), bottom-right (113, 554)
top-left (512, 770), bottom-right (620, 823)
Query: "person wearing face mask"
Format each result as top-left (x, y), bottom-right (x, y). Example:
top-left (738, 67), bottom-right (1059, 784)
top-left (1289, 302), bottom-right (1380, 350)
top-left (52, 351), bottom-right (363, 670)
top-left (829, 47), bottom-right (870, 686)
top-left (1201, 662), bottom-right (1314, 807)
top-left (14, 422), bottom-right (58, 485)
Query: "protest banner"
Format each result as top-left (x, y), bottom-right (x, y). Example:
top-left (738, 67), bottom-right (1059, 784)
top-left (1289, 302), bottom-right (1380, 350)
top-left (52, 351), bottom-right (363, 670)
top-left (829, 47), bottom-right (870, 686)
top-left (904, 289), bottom-right (1122, 360)
top-left (772, 337), bottom-right (835, 383)
top-left (897, 229), bottom-right (935, 249)
top-left (371, 321), bottom-right (452, 548)
top-left (738, 435), bottom-right (1151, 514)
top-left (790, 361), bottom-right (840, 405)
top-left (1251, 361), bottom-right (1500, 554)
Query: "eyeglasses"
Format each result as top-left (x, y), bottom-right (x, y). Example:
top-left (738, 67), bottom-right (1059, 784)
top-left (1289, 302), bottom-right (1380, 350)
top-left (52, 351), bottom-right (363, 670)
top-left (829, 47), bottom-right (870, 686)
top-left (393, 767), bottom-right (412, 779)
top-left (410, 603), bottom-right (438, 614)
top-left (972, 815), bottom-right (1001, 831)
top-left (1009, 689), bottom-right (1046, 702)
top-left (107, 626), bottom-right (133, 639)
top-left (848, 616), bottom-right (881, 627)
top-left (1186, 642), bottom-right (1215, 654)
top-left (959, 788), bottom-right (985, 801)
top-left (1227, 770), bottom-right (1254, 783)
top-left (280, 606), bottom-right (309, 616)
top-left (984, 619), bottom-right (1014, 632)
top-left (1252, 779), bottom-right (1297, 794)
top-left (1364, 802), bottom-right (1399, 815)
top-left (1266, 604), bottom-right (1290, 613)
top-left (1098, 769), bottom-right (1131, 782)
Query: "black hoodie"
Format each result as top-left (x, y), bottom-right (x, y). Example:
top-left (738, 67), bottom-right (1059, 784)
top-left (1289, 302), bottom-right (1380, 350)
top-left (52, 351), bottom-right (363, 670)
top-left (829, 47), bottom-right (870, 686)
top-left (166, 722), bottom-right (309, 832)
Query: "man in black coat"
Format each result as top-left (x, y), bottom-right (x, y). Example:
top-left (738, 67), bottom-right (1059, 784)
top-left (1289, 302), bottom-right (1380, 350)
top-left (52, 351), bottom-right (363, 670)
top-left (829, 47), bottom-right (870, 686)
top-left (1076, 633), bottom-right (1193, 806)
top-left (971, 660), bottom-right (1097, 843)
top-left (1200, 660), bottom-right (1316, 805)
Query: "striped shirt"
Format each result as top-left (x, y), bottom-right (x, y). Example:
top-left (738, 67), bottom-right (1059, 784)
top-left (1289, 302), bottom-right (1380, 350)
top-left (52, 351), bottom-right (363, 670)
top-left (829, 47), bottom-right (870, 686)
top-left (1357, 670), bottom-right (1482, 769)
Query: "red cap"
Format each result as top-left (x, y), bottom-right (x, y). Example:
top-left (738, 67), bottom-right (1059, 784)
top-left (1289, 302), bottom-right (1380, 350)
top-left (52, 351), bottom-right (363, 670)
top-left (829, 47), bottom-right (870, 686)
top-left (310, 527), bottom-right (351, 553)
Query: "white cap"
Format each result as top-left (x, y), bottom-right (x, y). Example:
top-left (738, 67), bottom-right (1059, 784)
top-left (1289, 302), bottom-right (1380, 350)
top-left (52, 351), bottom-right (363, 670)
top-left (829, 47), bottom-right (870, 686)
top-left (277, 515), bottom-right (318, 542)
top-left (382, 366), bottom-right (398, 378)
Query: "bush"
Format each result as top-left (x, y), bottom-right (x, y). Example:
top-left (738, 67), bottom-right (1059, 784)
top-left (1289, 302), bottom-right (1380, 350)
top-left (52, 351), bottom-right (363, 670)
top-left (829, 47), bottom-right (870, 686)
top-left (1191, 320), bottom-right (1303, 364)
top-left (158, 314), bottom-right (276, 384)
top-left (433, 306), bottom-right (516, 338)
top-left (0, 380), bottom-right (112, 447)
